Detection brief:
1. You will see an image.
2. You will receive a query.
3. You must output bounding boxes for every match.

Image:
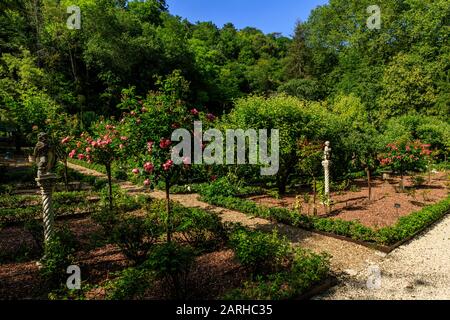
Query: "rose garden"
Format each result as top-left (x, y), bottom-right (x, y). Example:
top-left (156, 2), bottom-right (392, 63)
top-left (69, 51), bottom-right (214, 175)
top-left (1, 0), bottom-right (449, 301)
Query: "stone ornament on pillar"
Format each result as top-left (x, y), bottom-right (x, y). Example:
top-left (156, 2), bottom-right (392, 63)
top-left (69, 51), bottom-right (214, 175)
top-left (34, 132), bottom-right (58, 243)
top-left (322, 141), bottom-right (331, 205)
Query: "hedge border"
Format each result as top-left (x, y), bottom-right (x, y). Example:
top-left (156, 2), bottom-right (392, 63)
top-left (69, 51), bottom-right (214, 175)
top-left (200, 194), bottom-right (450, 251)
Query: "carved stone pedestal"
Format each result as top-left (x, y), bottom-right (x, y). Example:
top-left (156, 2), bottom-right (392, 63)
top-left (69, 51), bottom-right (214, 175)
top-left (36, 174), bottom-right (57, 243)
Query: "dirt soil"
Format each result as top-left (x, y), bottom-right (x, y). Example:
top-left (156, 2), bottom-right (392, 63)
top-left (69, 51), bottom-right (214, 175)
top-left (248, 172), bottom-right (449, 229)
top-left (0, 214), bottom-right (248, 300)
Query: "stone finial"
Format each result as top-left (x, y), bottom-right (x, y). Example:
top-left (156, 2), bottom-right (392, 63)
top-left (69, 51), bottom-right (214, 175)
top-left (34, 132), bottom-right (56, 178)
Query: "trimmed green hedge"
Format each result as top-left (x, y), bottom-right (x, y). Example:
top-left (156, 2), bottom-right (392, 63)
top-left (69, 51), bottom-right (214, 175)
top-left (201, 194), bottom-right (450, 246)
top-left (224, 248), bottom-right (331, 300)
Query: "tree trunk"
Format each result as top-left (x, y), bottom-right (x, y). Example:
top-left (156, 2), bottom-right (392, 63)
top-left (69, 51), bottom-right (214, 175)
top-left (64, 158), bottom-right (69, 192)
top-left (366, 168), bottom-right (372, 201)
top-left (400, 164), bottom-right (404, 191)
top-left (105, 163), bottom-right (113, 210)
top-left (165, 176), bottom-right (172, 243)
top-left (313, 178), bottom-right (317, 216)
top-left (277, 171), bottom-right (289, 195)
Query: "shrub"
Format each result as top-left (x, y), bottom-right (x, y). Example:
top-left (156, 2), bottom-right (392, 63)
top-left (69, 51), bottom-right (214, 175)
top-left (145, 243), bottom-right (194, 299)
top-left (24, 219), bottom-right (44, 253)
top-left (177, 208), bottom-right (228, 251)
top-left (225, 94), bottom-right (345, 194)
top-left (111, 215), bottom-right (163, 265)
top-left (224, 248), bottom-right (330, 300)
top-left (40, 227), bottom-right (79, 289)
top-left (412, 175), bottom-right (426, 187)
top-left (106, 267), bottom-right (154, 300)
top-left (91, 208), bottom-right (120, 235)
top-left (229, 228), bottom-right (291, 275)
top-left (199, 177), bottom-right (241, 198)
top-left (377, 197), bottom-right (450, 245)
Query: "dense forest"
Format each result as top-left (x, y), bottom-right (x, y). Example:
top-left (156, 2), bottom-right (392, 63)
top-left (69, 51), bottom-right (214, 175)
top-left (1, 0), bottom-right (450, 301)
top-left (0, 0), bottom-right (449, 148)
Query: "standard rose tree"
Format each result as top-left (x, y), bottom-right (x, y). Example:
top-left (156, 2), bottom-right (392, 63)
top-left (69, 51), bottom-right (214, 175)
top-left (70, 122), bottom-right (126, 209)
top-left (380, 140), bottom-right (432, 190)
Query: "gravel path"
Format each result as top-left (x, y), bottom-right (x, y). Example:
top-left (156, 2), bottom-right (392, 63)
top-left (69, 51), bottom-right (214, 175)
top-left (317, 214), bottom-right (450, 300)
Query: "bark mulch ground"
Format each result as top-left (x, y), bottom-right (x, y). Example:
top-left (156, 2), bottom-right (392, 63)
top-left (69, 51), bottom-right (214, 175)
top-left (248, 172), bottom-right (449, 229)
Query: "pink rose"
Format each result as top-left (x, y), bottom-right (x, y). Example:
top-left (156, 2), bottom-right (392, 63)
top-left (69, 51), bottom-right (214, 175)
top-left (77, 154), bottom-right (85, 160)
top-left (162, 160), bottom-right (174, 171)
top-left (160, 138), bottom-right (172, 149)
top-left (86, 147), bottom-right (91, 153)
top-left (144, 179), bottom-right (151, 186)
top-left (120, 136), bottom-right (128, 141)
top-left (190, 108), bottom-right (199, 116)
top-left (132, 168), bottom-right (140, 175)
top-left (61, 136), bottom-right (71, 144)
top-left (69, 150), bottom-right (76, 158)
top-left (144, 162), bottom-right (154, 173)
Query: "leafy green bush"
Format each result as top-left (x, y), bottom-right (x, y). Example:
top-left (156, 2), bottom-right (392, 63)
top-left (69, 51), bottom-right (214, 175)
top-left (106, 267), bottom-right (154, 300)
top-left (176, 208), bottom-right (228, 251)
top-left (145, 243), bottom-right (194, 299)
top-left (40, 227), bottom-right (79, 289)
top-left (199, 177), bottom-right (241, 198)
top-left (377, 197), bottom-right (450, 245)
top-left (229, 228), bottom-right (291, 275)
top-left (224, 248), bottom-right (330, 300)
top-left (111, 215), bottom-right (163, 265)
top-left (91, 208), bottom-right (119, 235)
top-left (24, 219), bottom-right (44, 252)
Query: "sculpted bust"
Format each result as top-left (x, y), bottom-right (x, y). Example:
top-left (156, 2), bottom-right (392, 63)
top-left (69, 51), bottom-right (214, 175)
top-left (34, 132), bottom-right (56, 178)
top-left (324, 141), bottom-right (331, 161)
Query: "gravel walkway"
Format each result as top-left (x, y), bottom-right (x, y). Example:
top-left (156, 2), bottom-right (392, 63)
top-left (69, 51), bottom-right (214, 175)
top-left (317, 214), bottom-right (450, 300)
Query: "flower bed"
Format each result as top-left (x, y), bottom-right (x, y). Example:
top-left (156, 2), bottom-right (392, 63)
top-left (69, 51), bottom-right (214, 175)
top-left (200, 194), bottom-right (450, 247)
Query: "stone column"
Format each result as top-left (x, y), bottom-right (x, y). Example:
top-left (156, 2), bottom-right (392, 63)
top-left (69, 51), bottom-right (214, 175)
top-left (322, 141), bottom-right (331, 204)
top-left (36, 174), bottom-right (57, 243)
top-left (322, 159), bottom-right (330, 196)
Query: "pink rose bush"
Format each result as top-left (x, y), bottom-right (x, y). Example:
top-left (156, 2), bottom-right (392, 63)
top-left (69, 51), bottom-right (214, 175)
top-left (379, 140), bottom-right (432, 189)
top-left (70, 121), bottom-right (127, 208)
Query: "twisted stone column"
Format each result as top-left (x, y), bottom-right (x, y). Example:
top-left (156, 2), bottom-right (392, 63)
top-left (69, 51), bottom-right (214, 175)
top-left (322, 159), bottom-right (330, 197)
top-left (36, 174), bottom-right (57, 243)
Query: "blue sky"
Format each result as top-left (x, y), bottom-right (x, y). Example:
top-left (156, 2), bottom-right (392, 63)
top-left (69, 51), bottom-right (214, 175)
top-left (166, 0), bottom-right (329, 37)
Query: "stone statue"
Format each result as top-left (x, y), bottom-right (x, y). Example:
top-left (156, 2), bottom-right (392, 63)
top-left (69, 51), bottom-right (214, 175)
top-left (322, 141), bottom-right (331, 203)
top-left (34, 132), bottom-right (56, 178)
top-left (34, 132), bottom-right (58, 247)
top-left (324, 141), bottom-right (331, 161)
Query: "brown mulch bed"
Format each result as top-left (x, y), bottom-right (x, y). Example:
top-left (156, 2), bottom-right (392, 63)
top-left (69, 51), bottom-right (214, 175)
top-left (0, 213), bottom-right (248, 300)
top-left (248, 172), bottom-right (449, 229)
